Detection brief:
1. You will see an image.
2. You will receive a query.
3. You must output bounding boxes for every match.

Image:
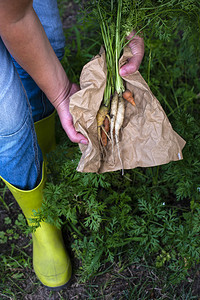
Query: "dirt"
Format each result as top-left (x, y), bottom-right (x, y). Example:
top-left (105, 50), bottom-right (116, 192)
top-left (61, 1), bottom-right (80, 29)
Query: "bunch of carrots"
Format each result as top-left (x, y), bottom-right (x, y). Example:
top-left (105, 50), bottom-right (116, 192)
top-left (90, 0), bottom-right (198, 171)
top-left (97, 90), bottom-right (135, 148)
top-left (94, 0), bottom-right (137, 167)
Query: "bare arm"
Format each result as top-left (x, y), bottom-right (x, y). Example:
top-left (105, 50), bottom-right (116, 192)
top-left (0, 0), bottom-right (88, 144)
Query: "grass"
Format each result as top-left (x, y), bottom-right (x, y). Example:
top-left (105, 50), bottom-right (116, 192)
top-left (0, 0), bottom-right (200, 299)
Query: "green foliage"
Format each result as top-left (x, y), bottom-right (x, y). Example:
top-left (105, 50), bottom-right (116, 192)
top-left (0, 214), bottom-right (27, 244)
top-left (61, 8), bottom-right (101, 83)
top-left (0, 248), bottom-right (32, 298)
top-left (0, 212), bottom-right (32, 298)
top-left (87, 0), bottom-right (199, 42)
top-left (0, 185), bottom-right (9, 211)
top-left (32, 2), bottom-right (200, 285)
top-left (38, 108), bottom-right (200, 284)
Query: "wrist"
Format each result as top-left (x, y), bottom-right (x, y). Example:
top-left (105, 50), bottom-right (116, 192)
top-left (51, 78), bottom-right (72, 111)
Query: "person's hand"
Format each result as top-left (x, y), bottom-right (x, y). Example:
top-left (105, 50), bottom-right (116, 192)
top-left (119, 30), bottom-right (144, 76)
top-left (55, 83), bottom-right (89, 145)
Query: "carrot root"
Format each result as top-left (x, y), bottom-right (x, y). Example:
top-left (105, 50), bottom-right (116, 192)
top-left (97, 90), bottom-right (129, 174)
top-left (110, 92), bottom-right (119, 162)
top-left (123, 89), bottom-right (136, 106)
top-left (114, 96), bottom-right (125, 175)
top-left (101, 116), bottom-right (110, 147)
top-left (101, 128), bottom-right (107, 147)
top-left (97, 104), bottom-right (110, 141)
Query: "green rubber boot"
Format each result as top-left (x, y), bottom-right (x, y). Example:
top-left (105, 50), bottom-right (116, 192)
top-left (1, 164), bottom-right (72, 290)
top-left (34, 110), bottom-right (56, 157)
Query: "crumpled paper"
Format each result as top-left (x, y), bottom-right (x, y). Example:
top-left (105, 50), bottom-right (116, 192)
top-left (69, 47), bottom-right (186, 173)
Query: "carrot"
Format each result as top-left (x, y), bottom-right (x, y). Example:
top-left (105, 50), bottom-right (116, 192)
top-left (104, 116), bottom-right (110, 133)
top-left (101, 128), bottom-right (107, 147)
top-left (110, 92), bottom-right (119, 149)
top-left (114, 96), bottom-right (125, 174)
top-left (101, 116), bottom-right (110, 147)
top-left (96, 104), bottom-right (110, 141)
top-left (123, 89), bottom-right (136, 106)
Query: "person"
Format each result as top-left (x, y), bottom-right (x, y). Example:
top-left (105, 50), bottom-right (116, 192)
top-left (0, 0), bottom-right (144, 291)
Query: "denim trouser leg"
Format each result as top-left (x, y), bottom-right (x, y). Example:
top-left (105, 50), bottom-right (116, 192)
top-left (12, 0), bottom-right (66, 122)
top-left (0, 39), bottom-right (43, 190)
top-left (0, 0), bottom-right (65, 190)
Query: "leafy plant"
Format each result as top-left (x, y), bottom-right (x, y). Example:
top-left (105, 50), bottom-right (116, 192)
top-left (35, 1), bottom-right (200, 284)
top-left (0, 214), bottom-right (27, 244)
top-left (39, 109), bottom-right (200, 283)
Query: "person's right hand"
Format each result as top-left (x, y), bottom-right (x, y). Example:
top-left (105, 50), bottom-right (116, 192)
top-left (55, 83), bottom-right (89, 145)
top-left (119, 30), bottom-right (144, 76)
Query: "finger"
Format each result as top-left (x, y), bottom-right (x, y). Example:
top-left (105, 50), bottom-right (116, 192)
top-left (63, 121), bottom-right (88, 145)
top-left (119, 31), bottom-right (144, 76)
top-left (69, 83), bottom-right (80, 97)
top-left (119, 56), bottom-right (142, 76)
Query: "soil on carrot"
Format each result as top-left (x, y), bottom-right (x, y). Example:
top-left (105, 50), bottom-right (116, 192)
top-left (0, 2), bottom-right (200, 299)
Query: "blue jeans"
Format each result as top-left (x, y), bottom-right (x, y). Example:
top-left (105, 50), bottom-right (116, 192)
top-left (0, 0), bottom-right (65, 190)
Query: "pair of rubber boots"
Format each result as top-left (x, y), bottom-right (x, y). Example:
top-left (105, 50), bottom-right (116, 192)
top-left (1, 111), bottom-right (72, 290)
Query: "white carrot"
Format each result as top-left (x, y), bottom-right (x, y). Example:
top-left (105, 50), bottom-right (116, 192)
top-left (110, 92), bottom-right (119, 159)
top-left (114, 95), bottom-right (125, 174)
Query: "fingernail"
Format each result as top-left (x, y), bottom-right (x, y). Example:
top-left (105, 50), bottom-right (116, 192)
top-left (119, 69), bottom-right (126, 76)
top-left (80, 139), bottom-right (88, 145)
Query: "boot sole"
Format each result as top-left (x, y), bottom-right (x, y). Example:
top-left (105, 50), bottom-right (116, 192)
top-left (42, 278), bottom-right (71, 291)
top-left (43, 283), bottom-right (67, 292)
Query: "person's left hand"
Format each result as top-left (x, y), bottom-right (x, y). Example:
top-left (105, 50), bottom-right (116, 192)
top-left (55, 83), bottom-right (89, 145)
top-left (119, 30), bottom-right (144, 76)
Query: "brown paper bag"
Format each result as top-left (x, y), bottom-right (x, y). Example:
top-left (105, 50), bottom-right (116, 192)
top-left (69, 47), bottom-right (186, 173)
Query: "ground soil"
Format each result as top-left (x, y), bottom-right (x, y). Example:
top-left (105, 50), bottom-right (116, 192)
top-left (61, 0), bottom-right (80, 29)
